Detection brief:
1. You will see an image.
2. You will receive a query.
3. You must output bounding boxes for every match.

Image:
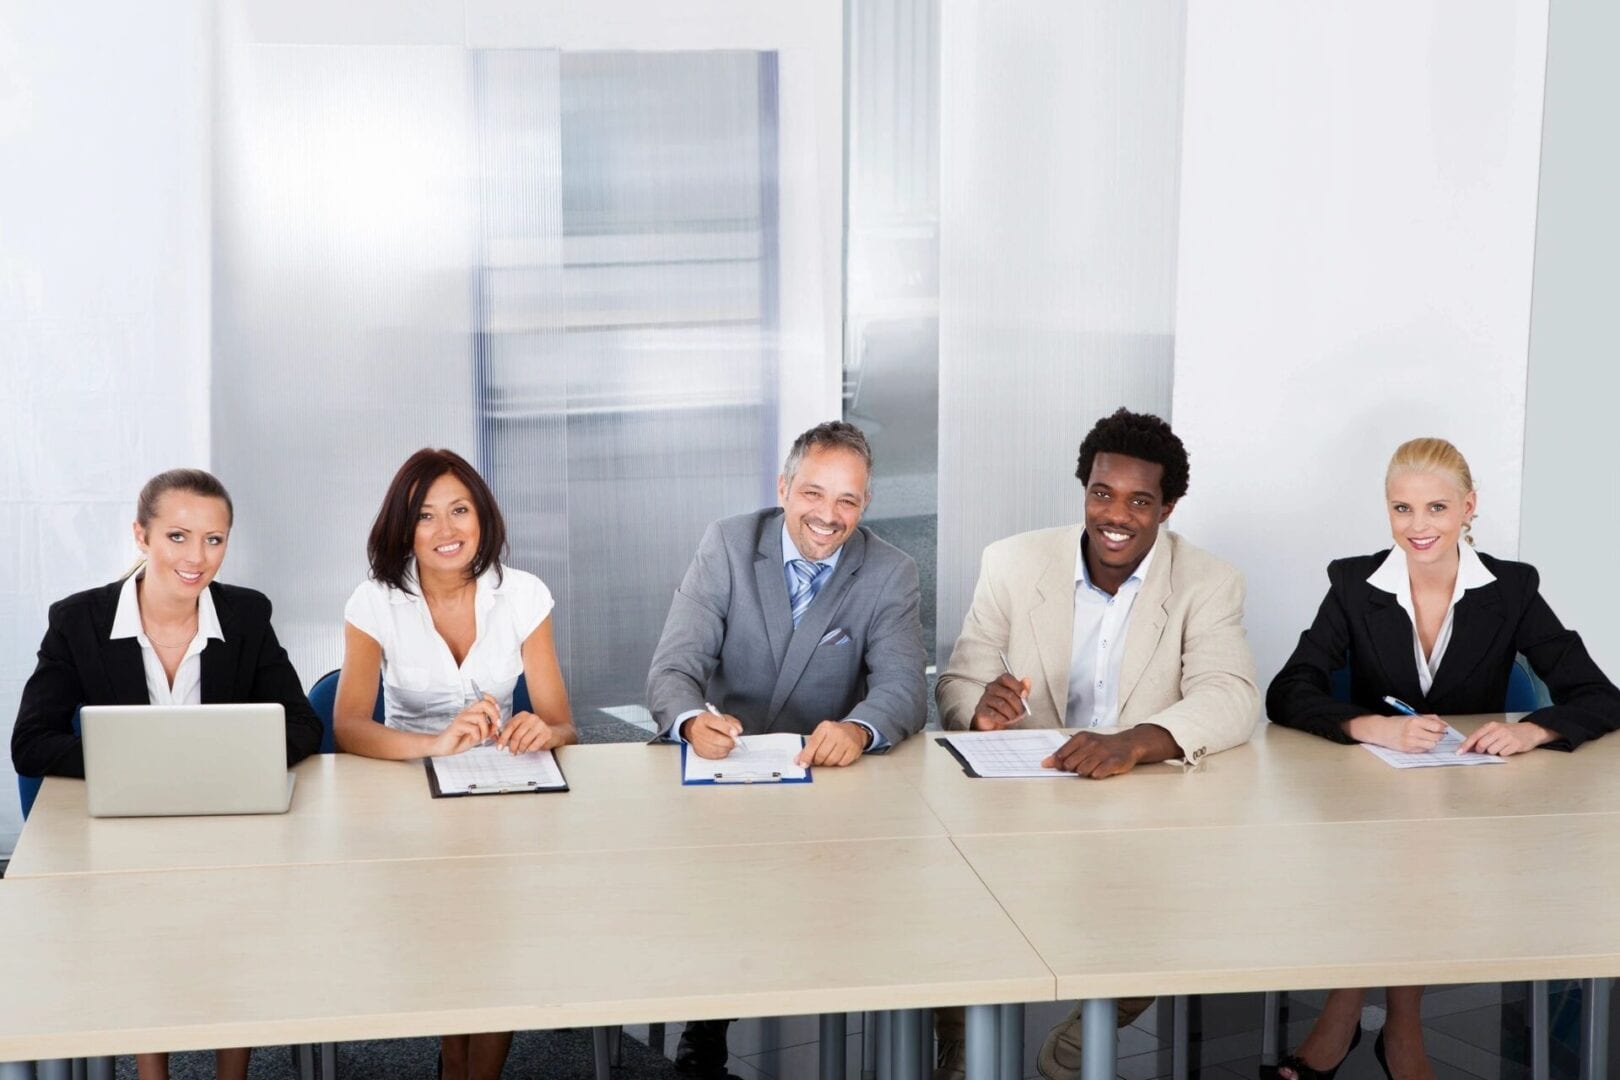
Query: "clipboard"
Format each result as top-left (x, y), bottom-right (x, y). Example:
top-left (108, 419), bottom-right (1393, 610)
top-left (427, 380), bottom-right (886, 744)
top-left (935, 736), bottom-right (983, 778)
top-left (425, 747), bottom-right (570, 798)
top-left (680, 737), bottom-right (813, 785)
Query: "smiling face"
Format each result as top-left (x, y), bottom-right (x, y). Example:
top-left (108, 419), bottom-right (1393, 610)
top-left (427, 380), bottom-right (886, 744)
top-left (133, 491), bottom-right (231, 605)
top-left (1386, 468), bottom-right (1475, 567)
top-left (412, 472), bottom-right (481, 578)
top-left (1082, 452), bottom-right (1175, 582)
top-left (777, 444), bottom-right (870, 561)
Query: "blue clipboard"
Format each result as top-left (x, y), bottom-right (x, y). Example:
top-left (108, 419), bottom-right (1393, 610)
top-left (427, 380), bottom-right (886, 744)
top-left (680, 738), bottom-right (814, 785)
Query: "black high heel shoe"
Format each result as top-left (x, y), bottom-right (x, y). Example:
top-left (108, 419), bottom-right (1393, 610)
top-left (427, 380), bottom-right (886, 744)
top-left (1258, 1025), bottom-right (1362, 1080)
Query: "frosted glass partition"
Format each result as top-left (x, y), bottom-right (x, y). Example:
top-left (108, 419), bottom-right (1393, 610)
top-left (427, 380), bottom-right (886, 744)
top-left (212, 44), bottom-right (482, 686)
top-left (214, 40), bottom-right (820, 721)
top-left (1169, 3), bottom-right (1548, 686)
top-left (936, 1), bottom-right (1187, 663)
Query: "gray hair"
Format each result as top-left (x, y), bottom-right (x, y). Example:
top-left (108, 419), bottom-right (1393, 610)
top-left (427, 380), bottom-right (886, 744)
top-left (782, 421), bottom-right (873, 498)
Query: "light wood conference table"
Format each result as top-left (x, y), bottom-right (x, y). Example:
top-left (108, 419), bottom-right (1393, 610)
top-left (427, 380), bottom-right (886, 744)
top-left (4, 717), bottom-right (1617, 1080)
top-left (6, 740), bottom-right (946, 878)
top-left (0, 837), bottom-right (1052, 1062)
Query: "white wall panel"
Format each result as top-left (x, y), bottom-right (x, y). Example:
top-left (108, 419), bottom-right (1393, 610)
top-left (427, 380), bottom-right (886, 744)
top-left (1170, 1), bottom-right (1549, 691)
top-left (0, 2), bottom-right (213, 854)
top-left (1521, 0), bottom-right (1620, 677)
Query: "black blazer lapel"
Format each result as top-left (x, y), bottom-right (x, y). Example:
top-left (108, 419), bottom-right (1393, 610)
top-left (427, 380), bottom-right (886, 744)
top-left (85, 582), bottom-right (153, 705)
top-left (1364, 589), bottom-right (1424, 705)
top-left (1426, 585), bottom-right (1506, 703)
top-left (768, 528), bottom-right (866, 724)
top-left (200, 583), bottom-right (242, 704)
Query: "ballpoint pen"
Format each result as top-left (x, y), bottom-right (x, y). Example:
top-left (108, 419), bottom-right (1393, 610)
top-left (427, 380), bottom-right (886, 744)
top-left (704, 701), bottom-right (744, 754)
top-left (997, 650), bottom-right (1033, 718)
top-left (470, 678), bottom-right (503, 747)
top-left (1382, 695), bottom-right (1418, 716)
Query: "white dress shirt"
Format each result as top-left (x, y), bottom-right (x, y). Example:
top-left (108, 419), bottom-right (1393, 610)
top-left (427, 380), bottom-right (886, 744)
top-left (108, 571), bottom-right (225, 705)
top-left (1066, 534), bottom-right (1158, 729)
top-left (1366, 540), bottom-right (1497, 695)
top-left (343, 562), bottom-right (554, 734)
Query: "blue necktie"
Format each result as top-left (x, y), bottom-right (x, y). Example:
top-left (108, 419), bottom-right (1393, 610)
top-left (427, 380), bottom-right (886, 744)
top-left (787, 559), bottom-right (830, 627)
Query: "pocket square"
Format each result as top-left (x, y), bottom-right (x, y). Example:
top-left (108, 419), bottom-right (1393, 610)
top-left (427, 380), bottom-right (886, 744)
top-left (819, 628), bottom-right (852, 646)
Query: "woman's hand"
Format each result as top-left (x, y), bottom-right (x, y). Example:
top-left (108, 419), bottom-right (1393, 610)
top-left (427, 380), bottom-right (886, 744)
top-left (1458, 720), bottom-right (1553, 756)
top-left (426, 694), bottom-right (500, 757)
top-left (1345, 712), bottom-right (1448, 752)
top-left (495, 711), bottom-right (559, 755)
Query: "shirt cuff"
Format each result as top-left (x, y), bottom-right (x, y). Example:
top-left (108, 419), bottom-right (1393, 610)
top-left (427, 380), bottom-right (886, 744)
top-left (846, 718), bottom-right (887, 752)
top-left (666, 708), bottom-right (705, 743)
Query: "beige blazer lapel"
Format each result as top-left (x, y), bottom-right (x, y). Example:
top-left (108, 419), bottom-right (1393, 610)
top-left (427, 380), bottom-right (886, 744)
top-left (1116, 532), bottom-right (1173, 716)
top-left (1027, 528), bottom-right (1079, 721)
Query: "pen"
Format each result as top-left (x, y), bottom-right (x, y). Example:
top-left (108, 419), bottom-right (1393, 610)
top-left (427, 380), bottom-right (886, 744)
top-left (470, 679), bottom-right (503, 747)
top-left (1382, 695), bottom-right (1418, 716)
top-left (705, 701), bottom-right (744, 754)
top-left (997, 650), bottom-right (1032, 718)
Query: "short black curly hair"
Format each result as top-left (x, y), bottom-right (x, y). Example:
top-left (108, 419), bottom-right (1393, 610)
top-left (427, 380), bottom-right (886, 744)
top-left (1075, 407), bottom-right (1190, 504)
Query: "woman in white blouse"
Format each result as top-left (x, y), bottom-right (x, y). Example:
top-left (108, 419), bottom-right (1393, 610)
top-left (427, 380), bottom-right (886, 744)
top-left (335, 448), bottom-right (575, 1080)
top-left (1263, 438), bottom-right (1620, 1080)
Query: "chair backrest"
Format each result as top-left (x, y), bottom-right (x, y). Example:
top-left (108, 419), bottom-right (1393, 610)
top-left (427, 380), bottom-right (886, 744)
top-left (307, 670), bottom-right (533, 753)
top-left (1328, 655), bottom-right (1548, 712)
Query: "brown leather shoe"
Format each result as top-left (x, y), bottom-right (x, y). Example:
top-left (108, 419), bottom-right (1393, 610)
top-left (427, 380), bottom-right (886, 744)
top-left (1036, 997), bottom-right (1155, 1080)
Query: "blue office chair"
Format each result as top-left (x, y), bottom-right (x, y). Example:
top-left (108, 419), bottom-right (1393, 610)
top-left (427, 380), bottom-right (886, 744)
top-left (307, 669), bottom-right (533, 753)
top-left (15, 709), bottom-right (81, 820)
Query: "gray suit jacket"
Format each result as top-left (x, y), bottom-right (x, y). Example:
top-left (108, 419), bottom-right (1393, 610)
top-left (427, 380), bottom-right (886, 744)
top-left (647, 508), bottom-right (927, 747)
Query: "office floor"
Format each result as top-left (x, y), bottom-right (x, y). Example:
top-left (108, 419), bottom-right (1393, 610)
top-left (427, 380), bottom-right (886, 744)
top-left (57, 984), bottom-right (1600, 1078)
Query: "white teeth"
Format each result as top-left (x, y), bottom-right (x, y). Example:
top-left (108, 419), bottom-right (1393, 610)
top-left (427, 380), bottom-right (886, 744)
top-left (1101, 529), bottom-right (1130, 542)
top-left (435, 543), bottom-right (462, 553)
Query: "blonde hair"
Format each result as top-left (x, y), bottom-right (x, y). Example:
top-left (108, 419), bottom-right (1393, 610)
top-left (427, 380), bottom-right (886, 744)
top-left (1386, 437), bottom-right (1477, 545)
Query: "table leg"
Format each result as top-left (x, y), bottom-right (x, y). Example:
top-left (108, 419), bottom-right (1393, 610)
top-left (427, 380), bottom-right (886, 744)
top-left (1081, 999), bottom-right (1116, 1080)
top-left (34, 1063), bottom-right (67, 1080)
top-left (319, 1041), bottom-right (338, 1080)
top-left (897, 1009), bottom-right (922, 1080)
top-left (593, 1027), bottom-right (612, 1080)
top-left (1531, 980), bottom-right (1550, 1080)
top-left (822, 1012), bottom-right (848, 1080)
top-left (0, 1064), bottom-right (31, 1080)
top-left (84, 1061), bottom-right (111, 1080)
top-left (862, 1012), bottom-right (877, 1080)
top-left (919, 1009), bottom-right (935, 1080)
top-left (966, 1005), bottom-right (997, 1080)
top-left (1172, 995), bottom-right (1189, 1080)
top-left (1584, 978), bottom-right (1611, 1080)
top-left (997, 1003), bottom-right (1022, 1080)
top-left (1260, 991), bottom-right (1281, 1065)
top-left (878, 1011), bottom-right (894, 1080)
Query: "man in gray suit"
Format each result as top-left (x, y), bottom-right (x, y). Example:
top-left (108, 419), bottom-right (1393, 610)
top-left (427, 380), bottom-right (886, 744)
top-left (648, 420), bottom-right (927, 1077)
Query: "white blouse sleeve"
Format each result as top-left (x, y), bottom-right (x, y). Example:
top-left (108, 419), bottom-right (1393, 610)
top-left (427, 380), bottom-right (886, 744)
top-left (342, 580), bottom-right (389, 648)
top-left (509, 570), bottom-right (556, 641)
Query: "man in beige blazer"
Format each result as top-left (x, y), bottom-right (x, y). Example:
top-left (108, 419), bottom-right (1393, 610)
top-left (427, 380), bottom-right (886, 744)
top-left (933, 408), bottom-right (1259, 1080)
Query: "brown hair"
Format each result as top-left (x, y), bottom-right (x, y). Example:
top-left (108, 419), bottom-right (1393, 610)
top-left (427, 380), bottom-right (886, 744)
top-left (1386, 437), bottom-right (1477, 545)
top-left (136, 469), bottom-right (235, 528)
top-left (367, 448), bottom-right (507, 593)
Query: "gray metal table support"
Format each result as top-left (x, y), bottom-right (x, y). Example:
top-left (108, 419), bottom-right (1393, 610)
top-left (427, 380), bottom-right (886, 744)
top-left (1531, 980), bottom-right (1550, 1080)
top-left (895, 1009), bottom-right (922, 1080)
top-left (821, 1012), bottom-right (848, 1080)
top-left (1172, 994), bottom-right (1189, 1080)
top-left (997, 1003), bottom-right (1022, 1080)
top-left (1260, 991), bottom-right (1282, 1066)
top-left (0, 1064), bottom-right (30, 1080)
top-left (83, 1062), bottom-right (110, 1080)
top-left (318, 1041), bottom-right (337, 1079)
top-left (34, 1064), bottom-right (67, 1080)
top-left (592, 1027), bottom-right (612, 1080)
top-left (966, 1005), bottom-right (998, 1080)
top-left (878, 1011), bottom-right (894, 1080)
top-left (1081, 998), bottom-right (1116, 1080)
top-left (862, 1012), bottom-right (877, 1080)
top-left (297, 1043), bottom-right (315, 1080)
top-left (1583, 978), bottom-right (1611, 1080)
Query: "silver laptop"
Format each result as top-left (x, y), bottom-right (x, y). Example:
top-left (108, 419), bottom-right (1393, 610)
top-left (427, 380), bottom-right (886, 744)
top-left (81, 703), bottom-right (297, 817)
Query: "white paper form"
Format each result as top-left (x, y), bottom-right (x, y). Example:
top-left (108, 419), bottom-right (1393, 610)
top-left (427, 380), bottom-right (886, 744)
top-left (430, 746), bottom-right (567, 794)
top-left (938, 730), bottom-right (1074, 778)
top-left (683, 733), bottom-right (809, 783)
top-left (1361, 726), bottom-right (1508, 769)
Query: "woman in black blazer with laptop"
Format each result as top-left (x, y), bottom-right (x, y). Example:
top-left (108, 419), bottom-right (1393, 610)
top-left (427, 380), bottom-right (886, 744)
top-left (1263, 438), bottom-right (1620, 1080)
top-left (10, 468), bottom-right (320, 1080)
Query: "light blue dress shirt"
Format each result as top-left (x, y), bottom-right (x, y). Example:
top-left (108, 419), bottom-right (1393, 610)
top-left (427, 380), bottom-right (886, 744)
top-left (1066, 534), bottom-right (1158, 729)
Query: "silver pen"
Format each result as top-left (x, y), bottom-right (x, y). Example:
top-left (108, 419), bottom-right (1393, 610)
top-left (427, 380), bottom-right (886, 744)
top-left (469, 678), bottom-right (504, 747)
top-left (996, 650), bottom-right (1033, 718)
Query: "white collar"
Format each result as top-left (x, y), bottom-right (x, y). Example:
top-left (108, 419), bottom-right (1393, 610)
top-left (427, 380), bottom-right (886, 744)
top-left (1367, 541), bottom-right (1496, 605)
top-left (391, 558), bottom-right (505, 613)
top-left (1075, 529), bottom-right (1159, 590)
top-left (109, 571), bottom-right (225, 643)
